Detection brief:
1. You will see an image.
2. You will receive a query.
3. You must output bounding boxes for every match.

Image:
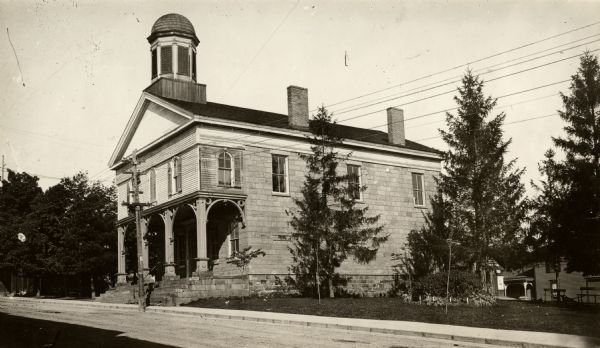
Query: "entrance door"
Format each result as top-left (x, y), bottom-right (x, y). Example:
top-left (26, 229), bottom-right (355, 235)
top-left (174, 230), bottom-right (188, 277)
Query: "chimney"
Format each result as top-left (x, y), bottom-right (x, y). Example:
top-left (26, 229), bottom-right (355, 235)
top-left (386, 107), bottom-right (405, 146)
top-left (287, 86), bottom-right (309, 129)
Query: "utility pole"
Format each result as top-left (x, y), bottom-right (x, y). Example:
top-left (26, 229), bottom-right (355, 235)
top-left (445, 237), bottom-right (460, 315)
top-left (122, 149), bottom-right (152, 312)
top-left (1, 155), bottom-right (5, 182)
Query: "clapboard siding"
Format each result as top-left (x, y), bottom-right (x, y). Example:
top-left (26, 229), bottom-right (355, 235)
top-left (115, 128), bottom-right (198, 218)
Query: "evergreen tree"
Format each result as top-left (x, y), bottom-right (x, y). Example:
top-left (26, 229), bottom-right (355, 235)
top-left (288, 107), bottom-right (387, 298)
top-left (529, 150), bottom-right (563, 266)
top-left (552, 52), bottom-right (600, 275)
top-left (416, 72), bottom-right (527, 286)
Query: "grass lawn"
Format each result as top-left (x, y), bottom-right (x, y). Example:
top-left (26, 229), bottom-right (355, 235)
top-left (184, 297), bottom-right (600, 337)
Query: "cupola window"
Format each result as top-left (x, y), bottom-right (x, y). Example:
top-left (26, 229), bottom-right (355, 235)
top-left (151, 49), bottom-right (157, 79)
top-left (161, 46), bottom-right (172, 74)
top-left (177, 46), bottom-right (189, 76)
top-left (192, 54), bottom-right (196, 81)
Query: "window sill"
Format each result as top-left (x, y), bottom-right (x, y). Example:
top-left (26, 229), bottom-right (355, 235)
top-left (414, 204), bottom-right (427, 209)
top-left (217, 185), bottom-right (242, 189)
top-left (272, 191), bottom-right (290, 197)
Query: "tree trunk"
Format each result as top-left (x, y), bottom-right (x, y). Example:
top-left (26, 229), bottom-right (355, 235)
top-left (90, 275), bottom-right (95, 300)
top-left (328, 278), bottom-right (334, 298)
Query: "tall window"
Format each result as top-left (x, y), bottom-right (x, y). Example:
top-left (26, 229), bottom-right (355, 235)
top-left (126, 179), bottom-right (134, 203)
top-left (412, 173), bottom-right (424, 206)
top-left (218, 151), bottom-right (233, 186)
top-left (169, 157), bottom-right (182, 195)
top-left (230, 222), bottom-right (240, 255)
top-left (161, 46), bottom-right (172, 74)
top-left (347, 164), bottom-right (362, 200)
top-left (151, 49), bottom-right (157, 79)
top-left (177, 46), bottom-right (189, 76)
top-left (192, 53), bottom-right (196, 81)
top-left (149, 168), bottom-right (156, 202)
top-left (272, 154), bottom-right (288, 193)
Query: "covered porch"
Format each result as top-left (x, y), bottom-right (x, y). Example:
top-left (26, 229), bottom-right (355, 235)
top-left (503, 275), bottom-right (534, 300)
top-left (115, 193), bottom-right (246, 284)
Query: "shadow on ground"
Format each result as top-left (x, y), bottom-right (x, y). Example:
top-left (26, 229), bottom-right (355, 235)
top-left (0, 312), bottom-right (176, 348)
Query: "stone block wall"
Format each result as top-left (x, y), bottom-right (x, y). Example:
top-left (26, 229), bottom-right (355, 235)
top-left (231, 142), bottom-right (439, 294)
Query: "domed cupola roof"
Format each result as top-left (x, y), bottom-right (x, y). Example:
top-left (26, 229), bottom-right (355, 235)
top-left (147, 13), bottom-right (199, 45)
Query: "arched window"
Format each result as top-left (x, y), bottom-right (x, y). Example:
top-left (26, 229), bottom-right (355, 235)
top-left (218, 151), bottom-right (233, 186)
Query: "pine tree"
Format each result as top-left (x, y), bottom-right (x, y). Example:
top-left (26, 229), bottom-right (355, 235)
top-left (529, 150), bottom-right (563, 266)
top-left (288, 107), bottom-right (387, 298)
top-left (422, 71), bottom-right (527, 286)
top-left (552, 52), bottom-right (600, 275)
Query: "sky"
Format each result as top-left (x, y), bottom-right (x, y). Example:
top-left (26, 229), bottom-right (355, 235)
top-left (1, 0), bottom-right (599, 195)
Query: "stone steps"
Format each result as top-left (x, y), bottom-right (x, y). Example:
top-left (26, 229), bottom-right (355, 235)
top-left (95, 285), bottom-right (138, 304)
top-left (96, 275), bottom-right (250, 306)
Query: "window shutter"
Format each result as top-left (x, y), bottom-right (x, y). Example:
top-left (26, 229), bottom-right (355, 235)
top-left (234, 151), bottom-right (242, 188)
top-left (200, 148), bottom-right (213, 189)
top-left (167, 162), bottom-right (172, 195)
top-left (150, 169), bottom-right (156, 202)
top-left (177, 46), bottom-right (189, 76)
top-left (176, 157), bottom-right (182, 192)
top-left (161, 46), bottom-right (172, 74)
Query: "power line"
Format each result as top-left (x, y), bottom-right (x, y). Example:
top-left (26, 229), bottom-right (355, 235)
top-left (221, 0), bottom-right (300, 99)
top-left (334, 49), bottom-right (598, 119)
top-left (0, 124), bottom-right (112, 149)
top-left (318, 20), bottom-right (600, 111)
top-left (331, 36), bottom-right (600, 114)
top-left (414, 113), bottom-right (559, 142)
top-left (405, 93), bottom-right (558, 130)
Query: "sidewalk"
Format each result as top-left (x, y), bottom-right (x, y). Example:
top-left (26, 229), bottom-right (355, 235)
top-left (1, 296), bottom-right (598, 348)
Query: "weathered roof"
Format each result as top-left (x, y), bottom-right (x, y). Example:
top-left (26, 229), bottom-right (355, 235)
top-left (148, 93), bottom-right (442, 155)
top-left (148, 13), bottom-right (199, 45)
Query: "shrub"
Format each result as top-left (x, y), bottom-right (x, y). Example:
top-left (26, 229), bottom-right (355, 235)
top-left (469, 291), bottom-right (496, 306)
top-left (415, 270), bottom-right (482, 299)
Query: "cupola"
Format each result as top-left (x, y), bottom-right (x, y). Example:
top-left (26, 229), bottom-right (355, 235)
top-left (147, 13), bottom-right (199, 82)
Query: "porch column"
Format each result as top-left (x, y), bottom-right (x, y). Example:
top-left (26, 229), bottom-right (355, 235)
top-left (116, 226), bottom-right (127, 285)
top-left (523, 282), bottom-right (528, 300)
top-left (141, 218), bottom-right (149, 276)
top-left (195, 198), bottom-right (209, 273)
top-left (162, 209), bottom-right (177, 277)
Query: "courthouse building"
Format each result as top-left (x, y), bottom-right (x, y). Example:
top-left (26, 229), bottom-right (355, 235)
top-left (108, 13), bottom-right (442, 298)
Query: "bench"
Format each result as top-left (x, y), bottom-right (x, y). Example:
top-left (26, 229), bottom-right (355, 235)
top-left (577, 287), bottom-right (600, 303)
top-left (544, 288), bottom-right (566, 301)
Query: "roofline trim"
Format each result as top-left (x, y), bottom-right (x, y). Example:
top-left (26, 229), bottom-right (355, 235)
top-left (108, 92), bottom-right (195, 168)
top-left (110, 94), bottom-right (442, 170)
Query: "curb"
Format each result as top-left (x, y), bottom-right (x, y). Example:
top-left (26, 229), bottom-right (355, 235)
top-left (1, 297), bottom-right (597, 348)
